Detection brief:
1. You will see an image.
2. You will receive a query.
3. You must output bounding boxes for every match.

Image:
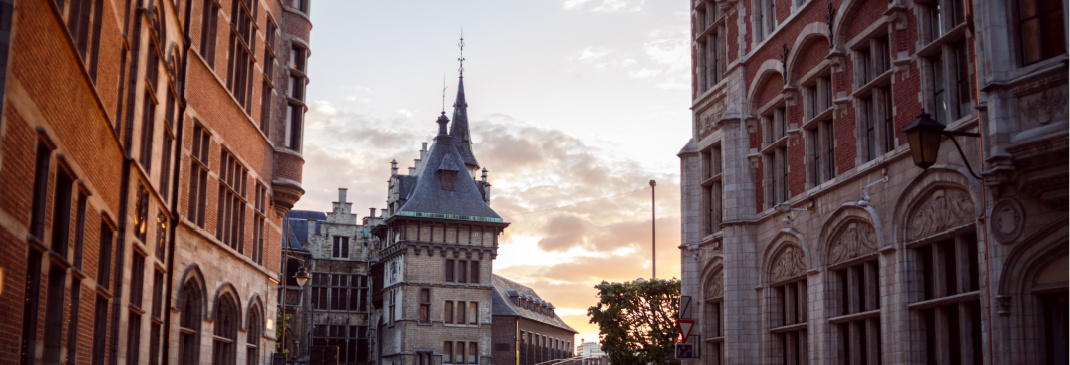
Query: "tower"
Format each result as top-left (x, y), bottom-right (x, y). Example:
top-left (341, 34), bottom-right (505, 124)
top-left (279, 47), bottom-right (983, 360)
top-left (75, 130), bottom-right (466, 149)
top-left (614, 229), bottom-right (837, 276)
top-left (370, 48), bottom-right (507, 365)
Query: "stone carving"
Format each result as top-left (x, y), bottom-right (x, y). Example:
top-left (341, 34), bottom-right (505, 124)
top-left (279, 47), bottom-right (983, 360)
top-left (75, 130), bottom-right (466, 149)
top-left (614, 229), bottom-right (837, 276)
top-left (697, 104), bottom-right (726, 140)
top-left (995, 295), bottom-right (1011, 316)
top-left (770, 245), bottom-right (807, 281)
top-left (991, 198), bottom-right (1025, 244)
top-left (828, 221), bottom-right (878, 264)
top-left (706, 270), bottom-right (724, 299)
top-left (907, 188), bottom-right (974, 241)
top-left (1019, 86), bottom-right (1068, 129)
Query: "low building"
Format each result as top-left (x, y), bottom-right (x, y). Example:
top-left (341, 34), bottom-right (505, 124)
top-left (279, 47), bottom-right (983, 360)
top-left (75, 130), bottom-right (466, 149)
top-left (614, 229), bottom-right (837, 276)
top-left (282, 188), bottom-right (375, 364)
top-left (577, 340), bottom-right (607, 365)
top-left (491, 275), bottom-right (578, 365)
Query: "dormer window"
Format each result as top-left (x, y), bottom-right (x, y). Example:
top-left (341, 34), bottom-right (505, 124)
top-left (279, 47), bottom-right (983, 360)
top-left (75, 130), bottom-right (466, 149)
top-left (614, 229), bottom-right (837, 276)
top-left (439, 170), bottom-right (457, 189)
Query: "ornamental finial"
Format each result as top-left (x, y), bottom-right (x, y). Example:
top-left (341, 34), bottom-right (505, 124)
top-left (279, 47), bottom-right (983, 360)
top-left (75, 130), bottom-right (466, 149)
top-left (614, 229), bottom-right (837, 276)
top-left (458, 29), bottom-right (465, 76)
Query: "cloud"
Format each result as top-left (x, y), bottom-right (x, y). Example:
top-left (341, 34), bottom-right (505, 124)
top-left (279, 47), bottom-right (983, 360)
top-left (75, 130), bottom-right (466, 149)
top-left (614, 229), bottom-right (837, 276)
top-left (576, 46), bottom-right (608, 62)
top-left (297, 100), bottom-right (683, 343)
top-left (562, 0), bottom-right (645, 12)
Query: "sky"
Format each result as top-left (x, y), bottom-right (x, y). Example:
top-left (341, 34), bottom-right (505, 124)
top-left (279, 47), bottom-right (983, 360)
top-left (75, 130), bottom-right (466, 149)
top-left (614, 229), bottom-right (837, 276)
top-left (298, 0), bottom-right (692, 345)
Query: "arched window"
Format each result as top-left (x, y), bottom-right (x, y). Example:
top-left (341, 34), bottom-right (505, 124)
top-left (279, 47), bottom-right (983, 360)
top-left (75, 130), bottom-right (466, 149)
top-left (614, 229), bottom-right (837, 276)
top-left (213, 293), bottom-right (240, 365)
top-left (179, 282), bottom-right (203, 365)
top-left (704, 267), bottom-right (725, 365)
top-left (766, 243), bottom-right (807, 365)
top-left (247, 305), bottom-right (262, 365)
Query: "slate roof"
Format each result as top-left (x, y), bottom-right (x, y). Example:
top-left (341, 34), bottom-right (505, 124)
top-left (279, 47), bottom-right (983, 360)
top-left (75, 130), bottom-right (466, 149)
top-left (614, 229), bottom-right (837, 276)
top-left (447, 76), bottom-right (479, 169)
top-left (283, 210), bottom-right (326, 251)
top-left (394, 80), bottom-right (501, 221)
top-left (491, 275), bottom-right (578, 334)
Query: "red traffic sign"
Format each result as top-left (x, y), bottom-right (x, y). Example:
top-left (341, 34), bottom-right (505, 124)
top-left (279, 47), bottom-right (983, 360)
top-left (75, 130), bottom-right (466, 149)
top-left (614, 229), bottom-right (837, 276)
top-left (675, 319), bottom-right (695, 341)
top-left (675, 343), bottom-right (694, 359)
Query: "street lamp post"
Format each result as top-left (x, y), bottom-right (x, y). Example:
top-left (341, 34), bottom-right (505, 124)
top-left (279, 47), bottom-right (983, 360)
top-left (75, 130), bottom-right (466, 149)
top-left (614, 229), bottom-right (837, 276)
top-left (281, 264), bottom-right (310, 364)
top-left (650, 179), bottom-right (656, 280)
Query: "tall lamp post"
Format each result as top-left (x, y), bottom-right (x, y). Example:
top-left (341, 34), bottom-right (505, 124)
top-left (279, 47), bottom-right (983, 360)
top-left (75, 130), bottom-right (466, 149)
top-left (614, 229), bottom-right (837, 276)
top-left (650, 179), bottom-right (656, 280)
top-left (281, 265), bottom-right (310, 364)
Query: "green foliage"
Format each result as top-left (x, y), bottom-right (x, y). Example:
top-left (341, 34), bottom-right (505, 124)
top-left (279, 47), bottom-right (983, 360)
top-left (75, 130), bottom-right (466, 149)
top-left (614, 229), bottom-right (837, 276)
top-left (275, 309), bottom-right (292, 354)
top-left (587, 278), bottom-right (681, 365)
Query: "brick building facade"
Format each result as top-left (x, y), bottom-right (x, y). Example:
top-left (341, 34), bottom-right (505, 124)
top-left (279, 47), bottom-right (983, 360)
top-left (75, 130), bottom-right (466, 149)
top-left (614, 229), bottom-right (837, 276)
top-left (281, 188), bottom-right (374, 365)
top-left (0, 0), bottom-right (313, 364)
top-left (680, 0), bottom-right (1065, 361)
top-left (677, 0), bottom-right (1067, 364)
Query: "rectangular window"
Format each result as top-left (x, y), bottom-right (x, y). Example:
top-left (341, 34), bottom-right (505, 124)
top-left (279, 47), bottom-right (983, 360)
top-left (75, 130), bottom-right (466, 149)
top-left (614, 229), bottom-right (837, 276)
top-left (469, 342), bottom-right (478, 364)
top-left (216, 149), bottom-right (247, 252)
top-left (225, 0), bottom-right (255, 110)
top-left (259, 81), bottom-right (272, 135)
top-left (66, 280), bottom-right (82, 364)
top-left (457, 259), bottom-right (468, 284)
top-left (134, 185), bottom-right (149, 243)
top-left (30, 142), bottom-right (52, 239)
top-left (291, 45), bottom-right (307, 72)
top-left (289, 74), bottom-right (303, 100)
top-left (130, 252), bottom-right (145, 308)
top-left (311, 273), bottom-right (327, 310)
top-left (43, 267), bottom-right (67, 364)
top-left (772, 279), bottom-right (807, 365)
top-left (160, 103), bottom-right (174, 198)
top-left (52, 169), bottom-right (74, 255)
top-left (188, 125), bottom-right (210, 227)
top-left (127, 311), bottom-right (142, 364)
top-left (73, 191), bottom-right (87, 269)
top-left (445, 259), bottom-right (455, 282)
top-left (444, 341), bottom-right (453, 364)
top-left (91, 295), bottom-right (108, 365)
top-left (444, 301), bottom-right (454, 324)
top-left (19, 251), bottom-right (42, 365)
top-left (456, 342), bottom-right (466, 364)
top-left (953, 41), bottom-right (971, 120)
top-left (149, 270), bottom-right (165, 365)
top-left (252, 183), bottom-right (267, 265)
top-left (419, 288), bottom-right (430, 323)
top-left (98, 221), bottom-right (114, 290)
top-left (457, 301), bottom-right (466, 324)
top-left (930, 55), bottom-right (947, 125)
top-left (331, 275), bottom-right (346, 310)
top-left (199, 0), bottom-right (218, 66)
top-left (470, 260), bottom-right (479, 283)
top-left (832, 260), bottom-right (880, 365)
top-left (914, 233), bottom-right (981, 365)
top-left (1019, 0), bottom-right (1067, 65)
top-left (469, 302), bottom-right (478, 325)
top-left (139, 95), bottom-right (156, 174)
top-left (332, 236), bottom-right (349, 258)
top-left (285, 103), bottom-right (302, 150)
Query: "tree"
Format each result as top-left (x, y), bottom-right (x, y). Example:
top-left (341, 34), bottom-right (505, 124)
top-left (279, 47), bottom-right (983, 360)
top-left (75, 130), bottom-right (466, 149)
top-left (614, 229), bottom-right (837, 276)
top-left (587, 278), bottom-right (680, 365)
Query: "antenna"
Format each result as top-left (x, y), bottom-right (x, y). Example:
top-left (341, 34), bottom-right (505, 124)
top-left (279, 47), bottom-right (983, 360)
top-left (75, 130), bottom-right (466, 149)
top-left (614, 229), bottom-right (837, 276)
top-left (442, 74), bottom-right (447, 113)
top-left (458, 29), bottom-right (465, 76)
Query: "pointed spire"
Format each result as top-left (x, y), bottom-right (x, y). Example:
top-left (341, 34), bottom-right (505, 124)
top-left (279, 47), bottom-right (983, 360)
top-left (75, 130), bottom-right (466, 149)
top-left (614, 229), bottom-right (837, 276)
top-left (449, 32), bottom-right (479, 170)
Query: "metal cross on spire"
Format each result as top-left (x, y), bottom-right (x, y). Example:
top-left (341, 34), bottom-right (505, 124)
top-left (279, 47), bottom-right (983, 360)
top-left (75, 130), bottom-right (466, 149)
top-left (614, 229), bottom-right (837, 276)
top-left (458, 30), bottom-right (465, 76)
top-left (442, 74), bottom-right (447, 113)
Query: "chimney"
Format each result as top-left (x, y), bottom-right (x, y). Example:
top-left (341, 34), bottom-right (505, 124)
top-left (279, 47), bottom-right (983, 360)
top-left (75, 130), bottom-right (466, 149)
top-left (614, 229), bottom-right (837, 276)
top-left (391, 159), bottom-right (398, 176)
top-left (369, 208), bottom-right (376, 218)
top-left (380, 208), bottom-right (387, 218)
top-left (338, 188), bottom-right (348, 203)
top-left (420, 142), bottom-right (428, 160)
top-left (408, 167), bottom-right (415, 175)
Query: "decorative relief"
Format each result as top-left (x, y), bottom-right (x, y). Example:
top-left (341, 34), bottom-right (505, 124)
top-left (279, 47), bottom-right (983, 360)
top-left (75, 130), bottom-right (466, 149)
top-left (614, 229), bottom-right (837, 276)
top-left (907, 188), bottom-right (974, 241)
top-left (705, 270), bottom-right (724, 299)
top-left (991, 198), bottom-right (1025, 244)
top-left (995, 295), bottom-right (1011, 316)
top-left (1019, 86), bottom-right (1069, 130)
top-left (770, 245), bottom-right (807, 281)
top-left (697, 104), bottom-right (726, 140)
top-left (828, 221), bottom-right (878, 264)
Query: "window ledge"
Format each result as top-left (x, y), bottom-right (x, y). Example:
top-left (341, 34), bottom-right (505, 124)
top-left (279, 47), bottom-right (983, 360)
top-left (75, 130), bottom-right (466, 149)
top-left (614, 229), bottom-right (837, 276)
top-left (918, 23), bottom-right (967, 57)
top-left (907, 291), bottom-right (980, 310)
top-left (700, 173), bottom-right (723, 187)
top-left (828, 309), bottom-right (880, 324)
top-left (852, 70), bottom-right (893, 98)
top-left (770, 322), bottom-right (808, 334)
top-left (802, 107), bottom-right (834, 129)
top-left (759, 137), bottom-right (788, 154)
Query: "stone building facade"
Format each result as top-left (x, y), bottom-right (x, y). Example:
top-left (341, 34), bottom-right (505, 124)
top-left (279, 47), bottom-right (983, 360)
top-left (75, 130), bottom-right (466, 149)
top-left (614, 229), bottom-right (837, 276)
top-left (677, 0), bottom-right (1067, 364)
top-left (281, 188), bottom-right (374, 365)
top-left (490, 275), bottom-right (577, 365)
top-left (0, 0), bottom-right (313, 364)
top-left (368, 70), bottom-right (509, 365)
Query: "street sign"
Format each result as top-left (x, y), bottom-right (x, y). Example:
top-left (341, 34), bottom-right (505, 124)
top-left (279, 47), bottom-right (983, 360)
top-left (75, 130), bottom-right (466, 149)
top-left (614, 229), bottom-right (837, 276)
top-left (679, 296), bottom-right (692, 318)
top-left (675, 319), bottom-right (695, 341)
top-left (675, 343), bottom-right (694, 359)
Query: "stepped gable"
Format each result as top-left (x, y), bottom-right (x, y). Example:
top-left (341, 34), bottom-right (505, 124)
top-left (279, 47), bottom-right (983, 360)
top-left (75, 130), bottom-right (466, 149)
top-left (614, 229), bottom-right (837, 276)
top-left (395, 111), bottom-right (501, 220)
top-left (491, 274), bottom-right (578, 333)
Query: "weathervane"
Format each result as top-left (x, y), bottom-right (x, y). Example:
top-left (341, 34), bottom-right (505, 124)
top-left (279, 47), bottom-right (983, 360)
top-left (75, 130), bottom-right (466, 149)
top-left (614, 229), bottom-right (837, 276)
top-left (458, 30), bottom-right (465, 76)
